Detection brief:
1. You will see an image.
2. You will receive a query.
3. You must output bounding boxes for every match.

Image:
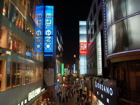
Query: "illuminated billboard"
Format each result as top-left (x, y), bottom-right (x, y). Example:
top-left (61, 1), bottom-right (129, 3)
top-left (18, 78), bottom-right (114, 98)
top-left (34, 6), bottom-right (44, 53)
top-left (79, 21), bottom-right (87, 74)
top-left (80, 42), bottom-right (87, 55)
top-left (96, 32), bottom-right (102, 75)
top-left (44, 6), bottom-right (54, 53)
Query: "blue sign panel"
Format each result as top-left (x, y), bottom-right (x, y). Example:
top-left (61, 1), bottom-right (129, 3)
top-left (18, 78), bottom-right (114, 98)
top-left (44, 6), bottom-right (54, 53)
top-left (34, 6), bottom-right (44, 53)
top-left (44, 36), bottom-right (53, 52)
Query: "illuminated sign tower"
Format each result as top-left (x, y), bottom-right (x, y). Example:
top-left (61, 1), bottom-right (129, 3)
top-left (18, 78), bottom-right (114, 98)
top-left (44, 6), bottom-right (54, 56)
top-left (34, 6), bottom-right (44, 53)
top-left (34, 6), bottom-right (54, 56)
top-left (79, 21), bottom-right (87, 74)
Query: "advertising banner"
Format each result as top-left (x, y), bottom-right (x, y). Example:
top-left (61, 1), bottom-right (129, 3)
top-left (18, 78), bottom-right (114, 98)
top-left (34, 6), bottom-right (44, 53)
top-left (44, 6), bottom-right (54, 53)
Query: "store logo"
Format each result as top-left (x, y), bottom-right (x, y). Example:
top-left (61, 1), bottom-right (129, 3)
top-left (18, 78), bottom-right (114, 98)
top-left (95, 81), bottom-right (114, 96)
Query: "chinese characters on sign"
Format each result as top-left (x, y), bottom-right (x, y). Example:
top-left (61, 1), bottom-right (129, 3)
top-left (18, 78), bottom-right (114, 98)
top-left (44, 6), bottom-right (54, 53)
top-left (34, 6), bottom-right (44, 53)
top-left (34, 6), bottom-right (54, 56)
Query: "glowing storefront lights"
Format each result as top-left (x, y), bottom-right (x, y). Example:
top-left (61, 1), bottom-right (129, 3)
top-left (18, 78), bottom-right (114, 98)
top-left (61, 63), bottom-right (64, 76)
top-left (96, 32), bottom-right (102, 75)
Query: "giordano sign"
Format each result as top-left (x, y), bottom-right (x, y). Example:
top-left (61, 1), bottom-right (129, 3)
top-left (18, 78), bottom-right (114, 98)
top-left (93, 77), bottom-right (117, 105)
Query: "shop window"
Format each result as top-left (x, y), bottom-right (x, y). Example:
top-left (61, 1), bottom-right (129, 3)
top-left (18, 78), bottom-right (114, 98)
top-left (0, 61), bottom-right (2, 89)
top-left (13, 40), bottom-right (18, 52)
top-left (8, 35), bottom-right (13, 50)
top-left (25, 65), bottom-right (31, 84)
top-left (5, 61), bottom-right (12, 88)
top-left (26, 46), bottom-right (33, 58)
top-left (12, 63), bottom-right (21, 86)
top-left (0, 26), bottom-right (8, 48)
top-left (2, 0), bottom-right (9, 17)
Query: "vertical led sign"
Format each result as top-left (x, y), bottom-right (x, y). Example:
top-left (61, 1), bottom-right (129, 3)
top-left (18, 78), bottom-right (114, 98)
top-left (34, 6), bottom-right (44, 53)
top-left (79, 21), bottom-right (87, 74)
top-left (73, 64), bottom-right (76, 73)
top-left (61, 63), bottom-right (64, 76)
top-left (44, 6), bottom-right (54, 54)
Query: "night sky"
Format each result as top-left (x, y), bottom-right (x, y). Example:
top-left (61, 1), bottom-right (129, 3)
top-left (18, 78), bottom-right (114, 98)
top-left (43, 0), bottom-right (92, 64)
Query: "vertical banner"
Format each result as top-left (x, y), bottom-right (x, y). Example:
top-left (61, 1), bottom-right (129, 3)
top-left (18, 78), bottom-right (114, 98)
top-left (73, 64), bottom-right (76, 73)
top-left (61, 63), bottom-right (64, 76)
top-left (44, 6), bottom-right (54, 54)
top-left (34, 6), bottom-right (44, 53)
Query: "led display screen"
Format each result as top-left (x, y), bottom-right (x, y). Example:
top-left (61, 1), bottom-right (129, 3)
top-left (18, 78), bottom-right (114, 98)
top-left (44, 6), bottom-right (54, 53)
top-left (34, 6), bottom-right (44, 53)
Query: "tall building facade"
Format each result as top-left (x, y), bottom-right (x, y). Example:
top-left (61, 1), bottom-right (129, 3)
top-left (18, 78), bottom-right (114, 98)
top-left (87, 0), bottom-right (104, 76)
top-left (0, 0), bottom-right (45, 105)
top-left (87, 0), bottom-right (107, 105)
top-left (87, 0), bottom-right (140, 105)
top-left (106, 0), bottom-right (140, 105)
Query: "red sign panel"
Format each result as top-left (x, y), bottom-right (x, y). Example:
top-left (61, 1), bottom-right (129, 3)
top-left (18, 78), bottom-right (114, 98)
top-left (80, 42), bottom-right (87, 55)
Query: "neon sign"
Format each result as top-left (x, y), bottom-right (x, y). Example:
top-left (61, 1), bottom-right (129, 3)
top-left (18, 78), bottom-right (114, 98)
top-left (93, 78), bottom-right (117, 105)
top-left (34, 6), bottom-right (44, 53)
top-left (95, 81), bottom-right (113, 96)
top-left (61, 63), bottom-right (64, 76)
top-left (80, 42), bottom-right (87, 55)
top-left (44, 6), bottom-right (54, 53)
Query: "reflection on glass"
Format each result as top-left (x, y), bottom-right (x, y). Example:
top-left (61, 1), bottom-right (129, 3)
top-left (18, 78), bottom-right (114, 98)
top-left (107, 0), bottom-right (127, 25)
top-left (107, 0), bottom-right (140, 26)
top-left (108, 15), bottom-right (140, 54)
top-left (127, 0), bottom-right (140, 15)
top-left (127, 15), bottom-right (140, 49)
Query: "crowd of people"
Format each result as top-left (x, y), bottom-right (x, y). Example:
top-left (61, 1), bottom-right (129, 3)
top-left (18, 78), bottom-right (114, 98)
top-left (56, 87), bottom-right (92, 105)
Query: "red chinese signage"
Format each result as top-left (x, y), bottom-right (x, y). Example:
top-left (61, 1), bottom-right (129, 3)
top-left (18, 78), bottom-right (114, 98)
top-left (80, 42), bottom-right (87, 55)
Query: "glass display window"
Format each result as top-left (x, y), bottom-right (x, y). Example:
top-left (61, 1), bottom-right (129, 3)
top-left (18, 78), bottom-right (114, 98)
top-left (0, 61), bottom-right (2, 89)
top-left (2, 0), bottom-right (9, 17)
top-left (11, 62), bottom-right (21, 86)
top-left (0, 26), bottom-right (8, 48)
top-left (8, 35), bottom-right (13, 50)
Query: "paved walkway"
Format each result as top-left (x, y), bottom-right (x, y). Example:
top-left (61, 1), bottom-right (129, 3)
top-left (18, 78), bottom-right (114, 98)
top-left (55, 93), bottom-right (78, 105)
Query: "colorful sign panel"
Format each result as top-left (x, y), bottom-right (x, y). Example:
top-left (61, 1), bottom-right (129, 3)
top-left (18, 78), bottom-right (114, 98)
top-left (34, 6), bottom-right (44, 52)
top-left (61, 63), bottom-right (64, 76)
top-left (80, 42), bottom-right (87, 55)
top-left (44, 36), bottom-right (53, 52)
top-left (44, 6), bottom-right (54, 53)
